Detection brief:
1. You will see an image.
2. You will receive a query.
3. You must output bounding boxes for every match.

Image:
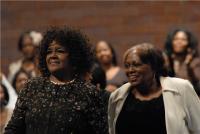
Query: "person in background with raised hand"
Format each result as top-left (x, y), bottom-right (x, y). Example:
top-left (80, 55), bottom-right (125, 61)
top-left (164, 28), bottom-right (200, 96)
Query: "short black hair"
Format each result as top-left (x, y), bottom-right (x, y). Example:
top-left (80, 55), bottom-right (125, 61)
top-left (90, 63), bottom-right (107, 89)
top-left (18, 31), bottom-right (32, 51)
top-left (165, 28), bottom-right (198, 57)
top-left (124, 43), bottom-right (168, 83)
top-left (95, 41), bottom-right (118, 66)
top-left (0, 83), bottom-right (9, 106)
top-left (39, 26), bottom-right (94, 77)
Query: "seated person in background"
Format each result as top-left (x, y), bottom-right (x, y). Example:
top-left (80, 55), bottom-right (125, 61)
top-left (8, 31), bottom-right (42, 83)
top-left (0, 83), bottom-right (13, 134)
top-left (164, 28), bottom-right (200, 96)
top-left (95, 40), bottom-right (128, 92)
top-left (12, 69), bottom-right (31, 94)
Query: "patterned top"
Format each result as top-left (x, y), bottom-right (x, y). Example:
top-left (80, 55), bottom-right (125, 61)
top-left (5, 77), bottom-right (108, 134)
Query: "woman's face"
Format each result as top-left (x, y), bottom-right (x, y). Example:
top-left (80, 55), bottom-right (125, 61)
top-left (15, 72), bottom-right (29, 93)
top-left (46, 41), bottom-right (69, 75)
top-left (172, 31), bottom-right (189, 54)
top-left (22, 60), bottom-right (35, 74)
top-left (124, 48), bottom-right (154, 87)
top-left (96, 41), bottom-right (113, 65)
top-left (22, 35), bottom-right (35, 59)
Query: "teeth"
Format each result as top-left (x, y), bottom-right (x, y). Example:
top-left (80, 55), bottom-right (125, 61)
top-left (50, 60), bottom-right (59, 63)
top-left (129, 74), bottom-right (137, 77)
top-left (50, 62), bottom-right (59, 64)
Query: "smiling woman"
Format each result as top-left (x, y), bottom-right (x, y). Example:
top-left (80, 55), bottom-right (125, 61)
top-left (164, 28), bottom-right (200, 96)
top-left (46, 41), bottom-right (71, 83)
top-left (108, 43), bottom-right (200, 134)
top-left (5, 27), bottom-right (108, 134)
top-left (95, 41), bottom-right (128, 92)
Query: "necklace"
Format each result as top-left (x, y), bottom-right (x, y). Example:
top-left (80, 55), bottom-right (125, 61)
top-left (50, 79), bottom-right (75, 85)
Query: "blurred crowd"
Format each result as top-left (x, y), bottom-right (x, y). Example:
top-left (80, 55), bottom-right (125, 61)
top-left (1, 27), bottom-right (200, 133)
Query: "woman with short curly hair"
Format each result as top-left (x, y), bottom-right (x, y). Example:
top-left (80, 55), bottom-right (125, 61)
top-left (5, 27), bottom-right (108, 134)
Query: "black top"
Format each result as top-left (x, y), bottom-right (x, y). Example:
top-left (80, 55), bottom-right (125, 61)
top-left (116, 91), bottom-right (167, 134)
top-left (5, 77), bottom-right (108, 134)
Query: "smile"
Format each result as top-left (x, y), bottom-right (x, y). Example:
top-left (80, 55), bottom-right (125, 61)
top-left (128, 74), bottom-right (139, 80)
top-left (49, 60), bottom-right (60, 65)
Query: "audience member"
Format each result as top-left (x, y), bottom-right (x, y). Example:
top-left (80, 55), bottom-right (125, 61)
top-left (95, 41), bottom-right (128, 92)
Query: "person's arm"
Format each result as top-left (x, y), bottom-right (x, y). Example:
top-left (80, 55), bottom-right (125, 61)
top-left (85, 86), bottom-right (108, 134)
top-left (4, 80), bottom-right (31, 134)
top-left (183, 80), bottom-right (200, 134)
top-left (1, 74), bottom-right (18, 109)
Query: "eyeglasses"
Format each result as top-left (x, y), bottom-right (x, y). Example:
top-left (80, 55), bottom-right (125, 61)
top-left (124, 62), bottom-right (144, 69)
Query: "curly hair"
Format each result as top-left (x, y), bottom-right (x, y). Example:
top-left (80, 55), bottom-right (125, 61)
top-left (39, 26), bottom-right (94, 77)
top-left (165, 28), bottom-right (198, 57)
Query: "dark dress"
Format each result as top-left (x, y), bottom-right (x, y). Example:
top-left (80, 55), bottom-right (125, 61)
top-left (5, 77), bottom-right (108, 134)
top-left (116, 91), bottom-right (167, 134)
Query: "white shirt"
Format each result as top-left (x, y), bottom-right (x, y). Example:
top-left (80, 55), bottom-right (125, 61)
top-left (2, 74), bottom-right (18, 109)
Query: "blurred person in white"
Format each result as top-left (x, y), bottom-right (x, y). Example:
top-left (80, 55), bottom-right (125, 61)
top-left (0, 74), bottom-right (14, 133)
top-left (7, 31), bottom-right (42, 83)
top-left (0, 72), bottom-right (17, 110)
top-left (95, 41), bottom-right (128, 92)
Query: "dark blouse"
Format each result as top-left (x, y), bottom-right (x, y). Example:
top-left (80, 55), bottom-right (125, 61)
top-left (5, 77), bottom-right (108, 134)
top-left (116, 91), bottom-right (167, 134)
